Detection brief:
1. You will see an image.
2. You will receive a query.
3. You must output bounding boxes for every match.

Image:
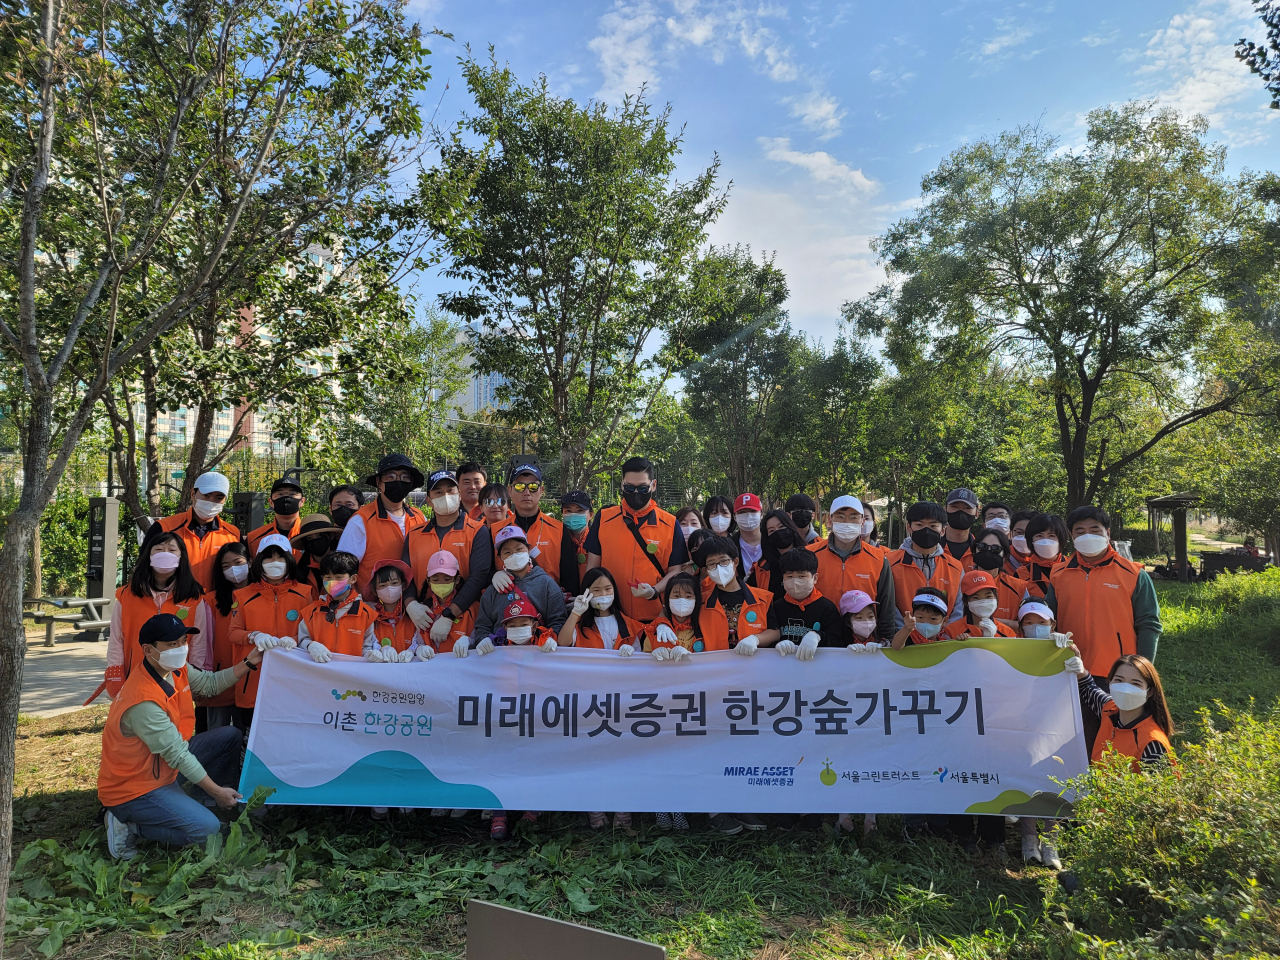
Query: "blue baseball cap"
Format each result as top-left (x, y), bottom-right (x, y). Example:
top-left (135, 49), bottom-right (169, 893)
top-left (139, 613), bottom-right (198, 647)
top-left (428, 469), bottom-right (457, 491)
top-left (507, 463), bottom-right (543, 484)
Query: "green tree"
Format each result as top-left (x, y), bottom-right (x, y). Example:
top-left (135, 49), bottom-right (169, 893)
top-left (1236, 1), bottom-right (1280, 109)
top-left (422, 59), bottom-right (727, 489)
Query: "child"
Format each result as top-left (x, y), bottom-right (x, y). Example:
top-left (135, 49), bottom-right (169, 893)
top-left (626, 573), bottom-right (703, 660)
top-left (471, 526), bottom-right (568, 652)
top-left (839, 590), bottom-right (884, 652)
top-left (771, 548), bottom-right (844, 658)
top-left (888, 501), bottom-right (964, 629)
top-left (944, 570), bottom-right (1020, 639)
top-left (890, 588), bottom-right (950, 648)
top-left (415, 551), bottom-right (475, 657)
top-left (561, 567), bottom-right (641, 650)
top-left (203, 542), bottom-right (251, 730)
top-left (364, 560), bottom-right (422, 663)
top-left (297, 551), bottom-right (377, 661)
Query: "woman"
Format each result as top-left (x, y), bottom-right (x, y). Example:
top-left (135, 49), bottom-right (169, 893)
top-left (105, 531), bottom-right (207, 698)
top-left (1017, 513), bottom-right (1070, 599)
top-left (203, 542), bottom-right (251, 730)
top-left (701, 495), bottom-right (736, 537)
top-left (675, 506), bottom-right (702, 542)
top-left (478, 482), bottom-right (512, 528)
top-left (968, 527), bottom-right (1026, 630)
top-left (291, 513), bottom-right (343, 593)
top-left (749, 509), bottom-right (806, 595)
top-left (862, 503), bottom-right (881, 547)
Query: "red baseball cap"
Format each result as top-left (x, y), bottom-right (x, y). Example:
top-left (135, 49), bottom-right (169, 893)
top-left (502, 596), bottom-right (540, 622)
top-left (734, 493), bottom-right (762, 513)
top-left (960, 570), bottom-right (997, 595)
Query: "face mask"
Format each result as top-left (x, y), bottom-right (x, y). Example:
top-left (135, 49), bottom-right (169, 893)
top-left (915, 621), bottom-right (942, 639)
top-left (273, 495), bottom-right (301, 516)
top-left (377, 583), bottom-right (403, 604)
top-left (947, 510), bottom-right (975, 530)
top-left (1023, 623), bottom-right (1052, 639)
top-left (226, 562), bottom-right (249, 584)
top-left (507, 624), bottom-right (534, 644)
top-left (972, 549), bottom-right (1003, 571)
top-left (850, 618), bottom-right (876, 638)
top-left (967, 598), bottom-right (998, 619)
top-left (669, 597), bottom-right (696, 618)
top-left (767, 529), bottom-right (794, 550)
top-left (1033, 538), bottom-right (1060, 559)
top-left (381, 479), bottom-right (413, 504)
top-left (1109, 682), bottom-right (1149, 711)
top-left (790, 510), bottom-right (812, 529)
top-left (431, 493), bottom-right (460, 516)
top-left (325, 578), bottom-right (351, 599)
top-left (193, 498), bottom-right (223, 520)
top-left (832, 522), bottom-right (861, 542)
top-left (504, 551), bottom-right (530, 572)
top-left (623, 488), bottom-right (652, 510)
top-left (156, 645), bottom-right (188, 671)
top-left (679, 523), bottom-right (700, 537)
top-left (986, 517), bottom-right (1010, 532)
top-left (429, 581), bottom-right (455, 599)
top-left (706, 515), bottom-right (729, 534)
top-left (910, 527), bottom-right (941, 549)
top-left (589, 593), bottom-right (615, 610)
top-left (562, 512), bottom-right (589, 532)
top-left (708, 562), bottom-right (735, 586)
top-left (861, 519), bottom-right (875, 538)
top-left (783, 578), bottom-right (813, 600)
top-left (736, 511), bottom-right (761, 532)
top-left (331, 504), bottom-right (357, 527)
top-left (151, 551), bottom-right (181, 573)
top-left (1073, 533), bottom-right (1110, 556)
top-left (262, 560), bottom-right (289, 579)
top-left (1012, 535), bottom-right (1029, 554)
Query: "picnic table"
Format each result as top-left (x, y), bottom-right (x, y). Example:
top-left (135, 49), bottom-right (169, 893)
top-left (22, 596), bottom-right (112, 648)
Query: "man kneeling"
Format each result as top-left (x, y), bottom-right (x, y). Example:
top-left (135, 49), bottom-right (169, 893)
top-left (98, 613), bottom-right (263, 859)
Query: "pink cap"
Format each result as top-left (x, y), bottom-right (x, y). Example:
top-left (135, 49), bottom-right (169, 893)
top-left (839, 590), bottom-right (877, 615)
top-left (734, 493), bottom-right (762, 513)
top-left (426, 551), bottom-right (459, 578)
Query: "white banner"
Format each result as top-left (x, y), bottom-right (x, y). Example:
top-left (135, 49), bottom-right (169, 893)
top-left (239, 639), bottom-right (1087, 816)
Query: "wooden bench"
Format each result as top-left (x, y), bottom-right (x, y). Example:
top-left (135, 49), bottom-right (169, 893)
top-left (22, 597), bottom-right (113, 647)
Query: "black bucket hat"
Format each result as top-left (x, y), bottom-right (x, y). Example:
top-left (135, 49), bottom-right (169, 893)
top-left (363, 453), bottom-right (424, 489)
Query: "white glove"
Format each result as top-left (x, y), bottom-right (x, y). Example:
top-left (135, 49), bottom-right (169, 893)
top-left (618, 643), bottom-right (635, 657)
top-left (540, 638), bottom-right (558, 653)
top-left (415, 644), bottom-right (435, 661)
top-left (847, 643), bottom-right (866, 652)
top-left (398, 647), bottom-right (417, 663)
top-left (429, 616), bottom-right (452, 644)
top-left (452, 636), bottom-right (471, 658)
top-left (571, 592), bottom-right (591, 616)
top-left (275, 636), bottom-right (297, 650)
top-left (977, 618), bottom-right (997, 638)
top-left (405, 600), bottom-right (433, 630)
top-left (306, 640), bottom-right (331, 663)
top-left (863, 641), bottom-right (882, 651)
top-left (1064, 656), bottom-right (1085, 676)
top-left (654, 623), bottom-right (679, 647)
top-left (491, 571), bottom-right (514, 592)
top-left (651, 646), bottom-right (670, 661)
top-left (668, 644), bottom-right (690, 662)
top-left (250, 632), bottom-right (280, 652)
top-left (797, 631), bottom-right (820, 661)
top-left (1051, 631), bottom-right (1073, 649)
top-left (775, 639), bottom-right (797, 657)
top-left (476, 638), bottom-right (495, 656)
top-left (630, 582), bottom-right (656, 600)
top-left (363, 644), bottom-right (387, 663)
top-left (735, 635), bottom-right (759, 656)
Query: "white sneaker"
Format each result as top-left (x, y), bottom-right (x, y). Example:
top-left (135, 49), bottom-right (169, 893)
top-left (1021, 834), bottom-right (1043, 863)
top-left (371, 806), bottom-right (389, 820)
top-left (450, 809), bottom-right (468, 818)
top-left (104, 810), bottom-right (137, 860)
top-left (431, 808), bottom-right (449, 817)
top-left (1040, 840), bottom-right (1062, 870)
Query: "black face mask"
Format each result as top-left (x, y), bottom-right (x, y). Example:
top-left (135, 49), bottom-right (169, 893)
top-left (768, 529), bottom-right (795, 551)
top-left (789, 510), bottom-right (812, 530)
top-left (972, 547), bottom-right (1004, 571)
top-left (300, 535), bottom-right (335, 557)
top-left (623, 489), bottom-right (652, 510)
top-left (911, 527), bottom-right (942, 549)
top-left (381, 480), bottom-right (414, 504)
top-left (273, 495), bottom-right (301, 517)
top-left (330, 505), bottom-right (357, 528)
top-left (947, 510), bottom-right (975, 531)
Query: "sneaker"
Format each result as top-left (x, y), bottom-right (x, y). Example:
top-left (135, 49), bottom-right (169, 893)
top-left (672, 812), bottom-right (689, 830)
top-left (863, 813), bottom-right (877, 840)
top-left (371, 806), bottom-right (389, 820)
top-left (396, 807), bottom-right (412, 815)
top-left (1040, 840), bottom-right (1062, 870)
top-left (520, 810), bottom-right (539, 823)
top-left (655, 812), bottom-right (673, 829)
top-left (613, 812), bottom-right (632, 829)
top-left (736, 813), bottom-right (767, 832)
top-left (490, 814), bottom-right (508, 840)
top-left (836, 814), bottom-right (856, 833)
top-left (431, 808), bottom-right (449, 817)
top-left (710, 813), bottom-right (744, 835)
top-left (993, 844), bottom-right (1010, 864)
top-left (588, 812), bottom-right (607, 829)
top-left (1022, 834), bottom-right (1043, 863)
top-left (450, 809), bottom-right (468, 818)
top-left (104, 810), bottom-right (136, 860)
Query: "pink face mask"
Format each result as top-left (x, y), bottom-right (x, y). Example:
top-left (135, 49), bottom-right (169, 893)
top-left (150, 552), bottom-right (181, 573)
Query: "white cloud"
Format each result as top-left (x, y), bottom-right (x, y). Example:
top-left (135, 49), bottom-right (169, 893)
top-left (759, 137), bottom-right (879, 195)
top-left (1081, 30), bottom-right (1120, 47)
top-left (589, 2), bottom-right (662, 102)
top-left (980, 22), bottom-right (1035, 57)
top-left (785, 88), bottom-right (845, 138)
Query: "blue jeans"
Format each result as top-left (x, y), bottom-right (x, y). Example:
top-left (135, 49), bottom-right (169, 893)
top-left (109, 726), bottom-right (244, 847)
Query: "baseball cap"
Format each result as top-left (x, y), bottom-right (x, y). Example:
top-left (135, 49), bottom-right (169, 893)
top-left (830, 495), bottom-right (864, 515)
top-left (370, 558), bottom-right (414, 583)
top-left (507, 462), bottom-right (543, 484)
top-left (912, 592), bottom-right (949, 615)
top-left (270, 476), bottom-right (303, 494)
top-left (1018, 600), bottom-right (1055, 622)
top-left (838, 590), bottom-right (877, 615)
top-left (139, 613), bottom-right (199, 647)
top-left (960, 570), bottom-right (997, 595)
top-left (734, 493), bottom-right (762, 513)
top-left (502, 595), bottom-right (540, 622)
top-left (426, 551), bottom-right (460, 578)
top-left (559, 490), bottom-right (593, 510)
top-left (946, 487), bottom-right (979, 509)
top-left (494, 525), bottom-right (529, 550)
top-left (256, 533), bottom-right (294, 556)
top-left (192, 472), bottom-right (230, 496)
top-left (428, 469), bottom-right (457, 491)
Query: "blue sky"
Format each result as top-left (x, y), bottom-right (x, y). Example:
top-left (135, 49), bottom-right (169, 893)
top-left (407, 0), bottom-right (1278, 347)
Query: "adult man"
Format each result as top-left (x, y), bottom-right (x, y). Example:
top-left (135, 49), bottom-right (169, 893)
top-left (806, 495), bottom-right (896, 642)
top-left (247, 477), bottom-right (306, 557)
top-left (888, 501), bottom-right (965, 627)
top-left (980, 501), bottom-right (1012, 534)
top-left (99, 614), bottom-right (262, 859)
top-left (328, 485), bottom-right (363, 528)
top-left (151, 471), bottom-right (241, 592)
top-left (584, 457), bottom-right (688, 621)
top-left (404, 469), bottom-right (494, 645)
top-left (942, 487), bottom-right (981, 572)
top-left (785, 493), bottom-right (822, 544)
top-left (732, 493), bottom-right (765, 577)
top-left (456, 461), bottom-right (489, 521)
top-left (490, 463), bottom-right (578, 593)
top-left (336, 454), bottom-right (428, 595)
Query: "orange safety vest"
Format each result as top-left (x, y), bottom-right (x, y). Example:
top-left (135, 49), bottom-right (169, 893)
top-left (592, 504), bottom-right (679, 621)
top-left (354, 499), bottom-right (426, 594)
top-left (807, 540), bottom-right (887, 605)
top-left (491, 512), bottom-right (564, 585)
top-left (199, 605), bottom-right (236, 708)
top-left (574, 612), bottom-right (643, 650)
top-left (943, 618), bottom-right (1019, 640)
top-left (945, 538), bottom-right (977, 573)
top-left (301, 598), bottom-right (377, 657)
top-left (1091, 704), bottom-right (1174, 772)
top-left (1017, 555), bottom-right (1061, 599)
top-left (699, 584), bottom-right (773, 652)
top-left (993, 570), bottom-right (1027, 622)
top-left (98, 661), bottom-right (195, 807)
top-left (372, 606), bottom-right (419, 654)
top-left (156, 511), bottom-right (241, 594)
top-left (1006, 547), bottom-right (1033, 576)
top-left (406, 513), bottom-right (485, 594)
top-left (106, 586), bottom-right (202, 697)
top-left (638, 616), bottom-right (702, 652)
top-left (1049, 548), bottom-right (1143, 676)
top-left (888, 549), bottom-right (963, 620)
top-left (229, 580), bottom-right (315, 707)
top-left (247, 515), bottom-right (302, 559)
top-left (419, 590), bottom-right (475, 654)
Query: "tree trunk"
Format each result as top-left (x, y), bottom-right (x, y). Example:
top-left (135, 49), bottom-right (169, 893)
top-left (182, 299), bottom-right (220, 506)
top-left (27, 524), bottom-right (42, 601)
top-left (143, 350), bottom-right (161, 517)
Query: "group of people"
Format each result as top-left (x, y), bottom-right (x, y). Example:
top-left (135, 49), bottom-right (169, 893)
top-left (97, 454), bottom-right (1174, 867)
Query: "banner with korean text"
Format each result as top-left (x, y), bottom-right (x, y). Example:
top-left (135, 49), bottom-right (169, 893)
top-left (239, 639), bottom-right (1088, 816)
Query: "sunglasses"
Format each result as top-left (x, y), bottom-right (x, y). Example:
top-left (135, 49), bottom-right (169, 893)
top-left (510, 482), bottom-right (541, 493)
top-left (484, 498), bottom-right (507, 507)
top-left (621, 484), bottom-right (650, 494)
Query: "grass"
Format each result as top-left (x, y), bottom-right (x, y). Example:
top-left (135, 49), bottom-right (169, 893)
top-left (6, 570), bottom-right (1280, 960)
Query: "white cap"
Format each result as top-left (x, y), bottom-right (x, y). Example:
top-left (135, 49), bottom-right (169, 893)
top-left (830, 495), bottom-right (864, 515)
top-left (1017, 601), bottom-right (1054, 622)
top-left (256, 533), bottom-right (294, 556)
top-left (192, 472), bottom-right (230, 496)
top-left (912, 592), bottom-right (949, 615)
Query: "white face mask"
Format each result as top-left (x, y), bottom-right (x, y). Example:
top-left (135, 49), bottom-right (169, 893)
top-left (986, 517), bottom-right (1010, 532)
top-left (431, 493), bottom-right (460, 516)
top-left (151, 551), bottom-right (180, 573)
top-left (736, 511), bottom-right (761, 532)
top-left (504, 551), bottom-right (530, 572)
top-left (1033, 538), bottom-right (1059, 559)
top-left (708, 562), bottom-right (735, 586)
top-left (1012, 535), bottom-right (1029, 554)
top-left (377, 583), bottom-right (403, 604)
top-left (506, 624), bottom-right (534, 644)
top-left (262, 560), bottom-right (289, 579)
top-left (589, 593), bottom-right (615, 610)
top-left (709, 515), bottom-right (731, 533)
top-left (832, 522), bottom-right (861, 542)
top-left (225, 563), bottom-right (249, 584)
top-left (1109, 682), bottom-right (1148, 711)
top-left (156, 644), bottom-right (188, 671)
top-left (669, 597), bottom-right (696, 618)
top-left (915, 621), bottom-right (942, 639)
top-left (1073, 533), bottom-right (1110, 556)
top-left (680, 523), bottom-right (700, 537)
top-left (849, 618), bottom-right (876, 638)
top-left (861, 519), bottom-right (875, 538)
top-left (193, 498), bottom-right (224, 520)
top-left (967, 598), bottom-right (999, 619)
